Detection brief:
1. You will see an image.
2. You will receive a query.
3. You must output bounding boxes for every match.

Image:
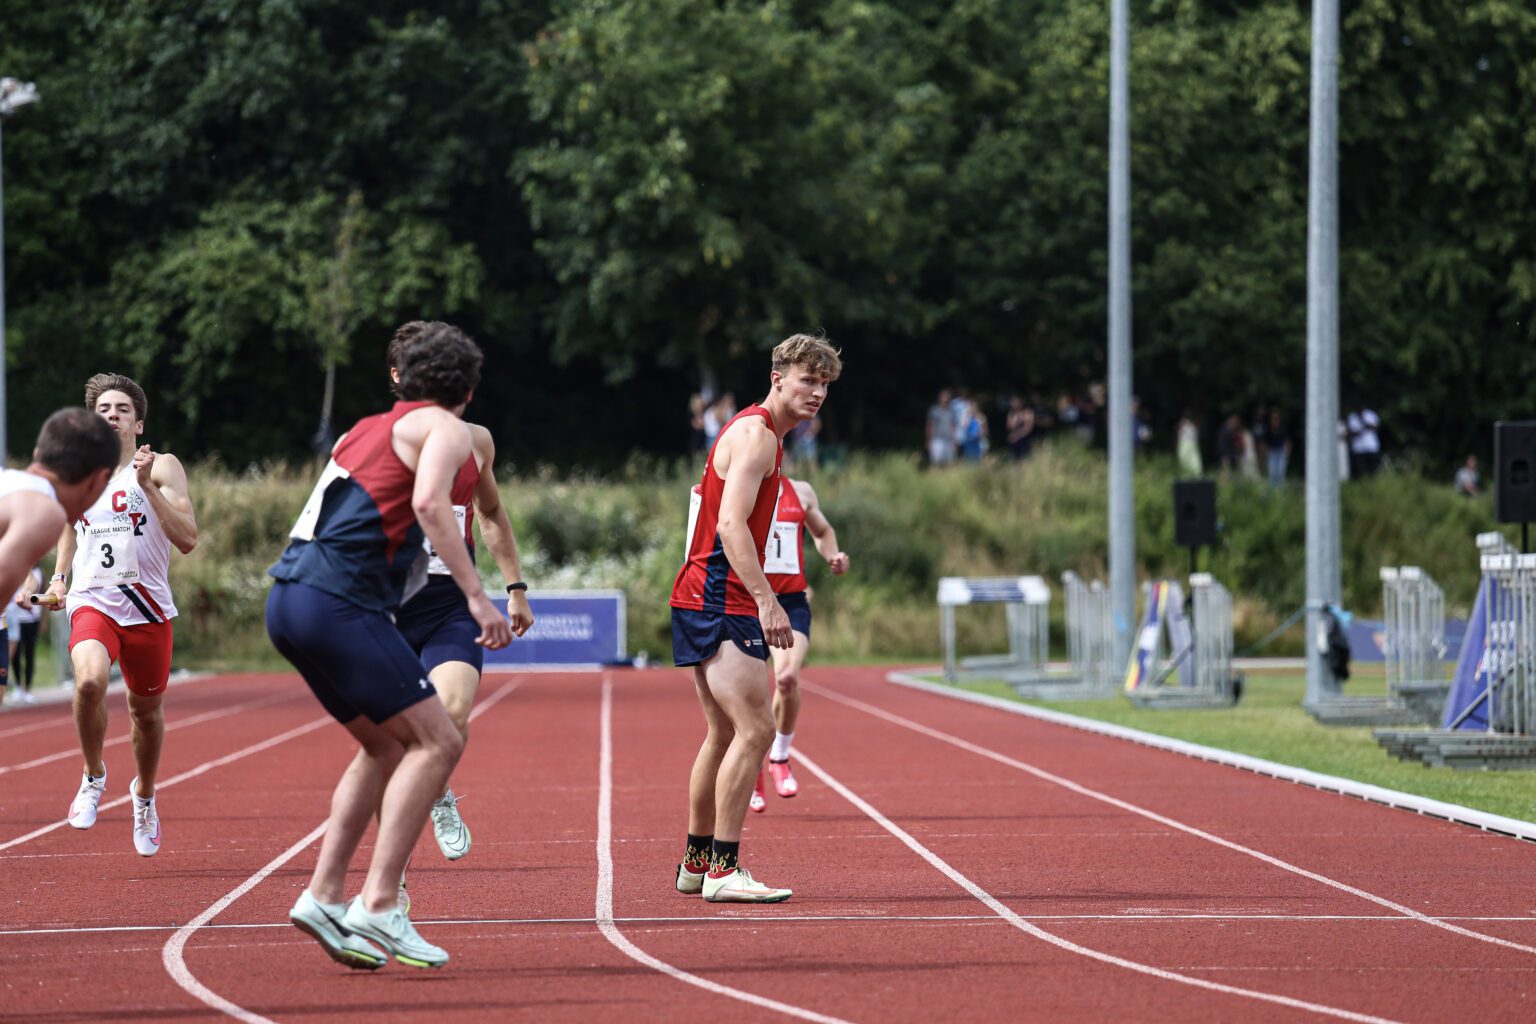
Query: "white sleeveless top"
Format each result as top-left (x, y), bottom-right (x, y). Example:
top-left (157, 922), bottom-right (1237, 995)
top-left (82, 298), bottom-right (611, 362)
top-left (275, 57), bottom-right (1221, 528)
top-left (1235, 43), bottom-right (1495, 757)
top-left (68, 463), bottom-right (178, 625)
top-left (0, 468), bottom-right (58, 503)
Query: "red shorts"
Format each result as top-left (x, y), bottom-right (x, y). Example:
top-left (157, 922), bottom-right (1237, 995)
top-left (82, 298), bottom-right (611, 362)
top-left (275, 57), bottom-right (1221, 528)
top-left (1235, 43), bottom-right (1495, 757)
top-left (69, 607), bottom-right (174, 697)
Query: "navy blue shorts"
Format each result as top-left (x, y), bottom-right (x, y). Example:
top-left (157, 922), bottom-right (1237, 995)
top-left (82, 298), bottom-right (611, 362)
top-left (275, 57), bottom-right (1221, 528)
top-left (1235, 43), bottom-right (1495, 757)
top-left (776, 591), bottom-right (812, 639)
top-left (671, 607), bottom-right (768, 667)
top-left (266, 580), bottom-right (437, 725)
top-left (397, 579), bottom-right (484, 675)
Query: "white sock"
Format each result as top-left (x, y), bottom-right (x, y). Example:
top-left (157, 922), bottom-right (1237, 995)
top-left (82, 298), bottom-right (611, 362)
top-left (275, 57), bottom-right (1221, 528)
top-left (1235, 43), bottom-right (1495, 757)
top-left (770, 732), bottom-right (794, 762)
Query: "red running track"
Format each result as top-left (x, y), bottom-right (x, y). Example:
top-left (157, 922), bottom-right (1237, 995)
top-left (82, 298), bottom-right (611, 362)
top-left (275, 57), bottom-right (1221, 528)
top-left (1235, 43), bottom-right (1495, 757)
top-left (0, 666), bottom-right (1533, 1022)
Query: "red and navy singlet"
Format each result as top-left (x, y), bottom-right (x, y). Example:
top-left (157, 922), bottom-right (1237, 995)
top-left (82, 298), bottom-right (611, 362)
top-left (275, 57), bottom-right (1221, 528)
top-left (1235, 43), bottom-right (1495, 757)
top-left (670, 405), bottom-right (783, 616)
top-left (766, 481), bottom-right (807, 595)
top-left (270, 401), bottom-right (435, 612)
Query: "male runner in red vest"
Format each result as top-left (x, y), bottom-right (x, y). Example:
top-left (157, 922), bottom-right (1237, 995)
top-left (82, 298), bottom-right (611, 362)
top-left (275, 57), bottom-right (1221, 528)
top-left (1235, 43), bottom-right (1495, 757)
top-left (749, 477), bottom-right (848, 811)
top-left (669, 334), bottom-right (842, 903)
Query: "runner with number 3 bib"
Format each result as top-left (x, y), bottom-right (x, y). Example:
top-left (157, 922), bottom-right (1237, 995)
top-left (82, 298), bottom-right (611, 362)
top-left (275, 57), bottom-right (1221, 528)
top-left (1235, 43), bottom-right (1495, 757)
top-left (670, 334), bottom-right (842, 905)
top-left (31, 375), bottom-right (198, 858)
top-left (749, 477), bottom-right (848, 813)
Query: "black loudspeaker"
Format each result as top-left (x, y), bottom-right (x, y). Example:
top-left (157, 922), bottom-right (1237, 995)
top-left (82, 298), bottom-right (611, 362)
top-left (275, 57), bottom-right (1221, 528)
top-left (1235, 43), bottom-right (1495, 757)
top-left (1173, 480), bottom-right (1217, 548)
top-left (1495, 422), bottom-right (1536, 524)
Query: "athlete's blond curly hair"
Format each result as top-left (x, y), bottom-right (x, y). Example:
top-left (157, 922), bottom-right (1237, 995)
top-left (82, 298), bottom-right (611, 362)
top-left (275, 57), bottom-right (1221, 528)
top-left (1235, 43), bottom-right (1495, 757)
top-left (771, 333), bottom-right (842, 382)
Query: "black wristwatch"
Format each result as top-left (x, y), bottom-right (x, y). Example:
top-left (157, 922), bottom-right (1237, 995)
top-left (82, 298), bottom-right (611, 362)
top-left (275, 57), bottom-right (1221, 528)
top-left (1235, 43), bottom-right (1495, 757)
top-left (506, 582), bottom-right (528, 593)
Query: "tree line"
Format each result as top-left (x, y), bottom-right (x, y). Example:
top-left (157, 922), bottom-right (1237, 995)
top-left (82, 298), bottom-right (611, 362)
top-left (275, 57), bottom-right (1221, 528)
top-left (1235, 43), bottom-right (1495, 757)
top-left (1, 0), bottom-right (1532, 468)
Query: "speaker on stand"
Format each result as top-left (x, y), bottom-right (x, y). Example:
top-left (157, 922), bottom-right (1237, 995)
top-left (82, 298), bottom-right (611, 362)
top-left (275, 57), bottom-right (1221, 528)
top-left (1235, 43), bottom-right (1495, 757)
top-left (1495, 422), bottom-right (1536, 551)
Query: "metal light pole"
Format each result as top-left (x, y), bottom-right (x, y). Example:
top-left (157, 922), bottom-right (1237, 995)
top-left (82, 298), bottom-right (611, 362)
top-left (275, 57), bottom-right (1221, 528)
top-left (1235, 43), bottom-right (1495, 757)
top-left (0, 78), bottom-right (42, 464)
top-left (1108, 0), bottom-right (1135, 664)
top-left (1303, 3), bottom-right (1341, 705)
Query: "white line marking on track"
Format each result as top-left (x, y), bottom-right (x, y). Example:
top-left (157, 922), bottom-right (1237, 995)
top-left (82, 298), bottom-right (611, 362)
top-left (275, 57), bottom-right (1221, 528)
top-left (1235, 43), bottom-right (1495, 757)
top-left (0, 690), bottom-right (296, 776)
top-left (0, 714), bottom-right (334, 853)
top-left (596, 674), bottom-right (851, 1024)
top-left (160, 679), bottom-right (522, 1021)
top-left (808, 681), bottom-right (1536, 958)
top-left (791, 744), bottom-right (1403, 1024)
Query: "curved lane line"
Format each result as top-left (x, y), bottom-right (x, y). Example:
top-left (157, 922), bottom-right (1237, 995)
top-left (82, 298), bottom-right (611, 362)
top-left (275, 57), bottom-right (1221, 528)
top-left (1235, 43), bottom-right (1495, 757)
top-left (596, 674), bottom-right (851, 1024)
top-left (807, 681), bottom-right (1536, 958)
top-left (161, 679), bottom-right (522, 1021)
top-left (792, 744), bottom-right (1402, 1024)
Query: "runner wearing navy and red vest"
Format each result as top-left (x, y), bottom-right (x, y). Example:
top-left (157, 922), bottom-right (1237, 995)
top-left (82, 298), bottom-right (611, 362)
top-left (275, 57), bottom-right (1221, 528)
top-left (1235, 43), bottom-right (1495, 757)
top-left (670, 334), bottom-right (843, 905)
top-left (32, 376), bottom-right (198, 861)
top-left (267, 324), bottom-right (512, 971)
top-left (748, 476), bottom-right (848, 813)
top-left (388, 322), bottom-right (534, 884)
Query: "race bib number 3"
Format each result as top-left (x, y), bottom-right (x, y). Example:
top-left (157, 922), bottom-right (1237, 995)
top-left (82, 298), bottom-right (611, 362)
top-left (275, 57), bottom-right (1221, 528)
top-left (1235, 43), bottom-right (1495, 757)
top-left (82, 522), bottom-right (140, 587)
top-left (763, 521), bottom-right (801, 576)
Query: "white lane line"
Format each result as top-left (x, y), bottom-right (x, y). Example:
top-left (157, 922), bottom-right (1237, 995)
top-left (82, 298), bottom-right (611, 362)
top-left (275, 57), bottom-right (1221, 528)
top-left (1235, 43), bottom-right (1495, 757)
top-left (596, 674), bottom-right (851, 1024)
top-left (0, 715), bottom-right (334, 853)
top-left (161, 679), bottom-right (522, 1021)
top-left (0, 691), bottom-right (297, 776)
top-left (15, 913), bottom-right (1536, 938)
top-left (808, 682), bottom-right (1536, 959)
top-left (0, 672), bottom-right (229, 741)
top-left (791, 746), bottom-right (1402, 1024)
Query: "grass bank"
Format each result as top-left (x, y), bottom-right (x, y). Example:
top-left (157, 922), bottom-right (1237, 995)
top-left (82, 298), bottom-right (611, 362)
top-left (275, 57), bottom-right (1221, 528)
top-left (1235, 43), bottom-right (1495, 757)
top-left (102, 444), bottom-right (1510, 671)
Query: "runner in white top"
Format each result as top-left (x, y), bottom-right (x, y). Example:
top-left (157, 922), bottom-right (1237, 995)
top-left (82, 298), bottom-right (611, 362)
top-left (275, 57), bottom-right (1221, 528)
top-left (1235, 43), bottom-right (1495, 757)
top-left (0, 409), bottom-right (119, 622)
top-left (26, 374), bottom-right (199, 857)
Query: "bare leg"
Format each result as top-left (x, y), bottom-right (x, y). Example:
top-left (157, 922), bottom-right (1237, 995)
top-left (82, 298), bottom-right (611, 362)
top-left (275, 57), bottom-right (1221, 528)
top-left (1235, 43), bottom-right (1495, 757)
top-left (126, 692), bottom-right (165, 797)
top-left (428, 661), bottom-right (480, 795)
top-left (687, 667), bottom-right (734, 838)
top-left (695, 643), bottom-right (775, 844)
top-left (770, 631), bottom-right (810, 737)
top-left (309, 731), bottom-right (403, 905)
top-left (70, 640), bottom-right (112, 777)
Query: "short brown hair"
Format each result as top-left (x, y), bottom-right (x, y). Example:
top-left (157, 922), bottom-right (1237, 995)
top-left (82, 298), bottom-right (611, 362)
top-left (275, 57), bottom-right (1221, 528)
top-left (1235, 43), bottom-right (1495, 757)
top-left (387, 320), bottom-right (447, 375)
top-left (772, 333), bottom-right (842, 382)
top-left (84, 373), bottom-right (148, 423)
top-left (394, 322), bottom-right (483, 406)
top-left (33, 408), bottom-right (120, 483)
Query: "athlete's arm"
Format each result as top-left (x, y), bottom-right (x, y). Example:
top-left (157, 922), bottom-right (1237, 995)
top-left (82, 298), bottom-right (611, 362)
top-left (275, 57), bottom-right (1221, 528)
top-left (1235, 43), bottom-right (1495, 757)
top-left (0, 497), bottom-right (67, 614)
top-left (39, 522), bottom-right (78, 609)
top-left (716, 421), bottom-right (793, 649)
top-left (796, 481), bottom-right (849, 575)
top-left (469, 426), bottom-right (532, 636)
top-left (142, 449), bottom-right (199, 554)
top-left (410, 413), bottom-right (513, 650)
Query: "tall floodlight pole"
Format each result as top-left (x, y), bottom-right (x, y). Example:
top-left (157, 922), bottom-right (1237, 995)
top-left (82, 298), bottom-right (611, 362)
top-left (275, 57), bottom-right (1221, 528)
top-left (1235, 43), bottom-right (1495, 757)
top-left (1304, 1), bottom-right (1341, 705)
top-left (0, 78), bottom-right (42, 463)
top-left (1108, 0), bottom-right (1135, 664)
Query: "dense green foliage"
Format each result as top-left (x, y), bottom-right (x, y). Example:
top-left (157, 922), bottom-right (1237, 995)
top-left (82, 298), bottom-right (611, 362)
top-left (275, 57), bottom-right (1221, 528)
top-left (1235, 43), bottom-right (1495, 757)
top-left (2, 1), bottom-right (1533, 465)
top-left (148, 445), bottom-right (1505, 668)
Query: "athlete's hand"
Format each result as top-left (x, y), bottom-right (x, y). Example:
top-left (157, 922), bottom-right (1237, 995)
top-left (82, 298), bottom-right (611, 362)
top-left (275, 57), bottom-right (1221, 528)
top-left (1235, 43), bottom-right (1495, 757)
top-left (759, 598), bottom-right (793, 650)
top-left (16, 573), bottom-right (40, 607)
top-left (827, 551), bottom-right (850, 575)
top-left (468, 593), bottom-right (514, 650)
top-left (132, 445), bottom-right (155, 487)
top-left (506, 591), bottom-right (534, 638)
top-left (38, 582), bottom-right (67, 611)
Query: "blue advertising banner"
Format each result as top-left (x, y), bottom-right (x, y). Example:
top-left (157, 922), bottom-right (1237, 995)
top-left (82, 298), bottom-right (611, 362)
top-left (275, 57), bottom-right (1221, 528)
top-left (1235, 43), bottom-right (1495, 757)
top-left (1442, 579), bottom-right (1492, 730)
top-left (482, 590), bottom-right (627, 669)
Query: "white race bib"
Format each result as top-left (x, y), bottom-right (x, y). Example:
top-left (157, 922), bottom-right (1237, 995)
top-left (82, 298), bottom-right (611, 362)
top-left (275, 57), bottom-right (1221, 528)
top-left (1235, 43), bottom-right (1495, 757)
top-left (290, 460), bottom-right (351, 541)
top-left (425, 504), bottom-right (470, 575)
top-left (81, 521), bottom-right (140, 587)
top-left (684, 485), bottom-right (703, 560)
top-left (763, 521), bottom-right (801, 576)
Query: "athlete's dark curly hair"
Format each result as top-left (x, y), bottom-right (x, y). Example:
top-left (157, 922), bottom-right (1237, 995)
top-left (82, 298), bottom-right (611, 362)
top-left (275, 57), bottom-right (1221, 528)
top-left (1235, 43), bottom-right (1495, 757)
top-left (393, 322), bottom-right (482, 407)
top-left (386, 320), bottom-right (448, 383)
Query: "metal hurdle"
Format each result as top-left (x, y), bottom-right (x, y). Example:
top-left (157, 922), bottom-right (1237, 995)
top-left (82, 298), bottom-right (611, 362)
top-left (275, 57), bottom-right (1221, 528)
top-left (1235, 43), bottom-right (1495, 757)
top-left (938, 576), bottom-right (1051, 684)
top-left (1379, 566), bottom-right (1449, 720)
top-left (1127, 574), bottom-right (1242, 708)
top-left (1476, 552), bottom-right (1536, 736)
top-left (1063, 571), bottom-right (1116, 692)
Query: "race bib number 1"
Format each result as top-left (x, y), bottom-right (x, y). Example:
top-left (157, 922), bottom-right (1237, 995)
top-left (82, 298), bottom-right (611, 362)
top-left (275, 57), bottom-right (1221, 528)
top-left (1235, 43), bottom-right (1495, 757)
top-left (763, 521), bottom-right (801, 575)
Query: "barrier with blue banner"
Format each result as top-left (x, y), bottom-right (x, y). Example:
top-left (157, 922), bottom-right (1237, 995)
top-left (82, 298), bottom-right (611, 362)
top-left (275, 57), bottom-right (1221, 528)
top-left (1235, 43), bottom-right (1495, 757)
top-left (482, 589), bottom-right (627, 670)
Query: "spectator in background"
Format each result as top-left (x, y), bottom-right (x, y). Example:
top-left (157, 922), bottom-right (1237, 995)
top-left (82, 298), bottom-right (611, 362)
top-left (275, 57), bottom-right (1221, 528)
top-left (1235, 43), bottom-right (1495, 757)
top-left (926, 388), bottom-right (957, 467)
top-left (688, 393), bottom-right (707, 454)
top-left (7, 567), bottom-right (43, 705)
top-left (1055, 394), bottom-right (1081, 441)
top-left (788, 417), bottom-right (821, 469)
top-left (959, 399), bottom-right (988, 462)
top-left (1176, 410), bottom-right (1202, 477)
top-left (703, 391), bottom-right (736, 449)
top-left (1217, 414), bottom-right (1242, 477)
top-left (1131, 397), bottom-right (1152, 452)
top-left (1337, 419), bottom-right (1352, 481)
top-left (1084, 383), bottom-right (1106, 446)
top-left (1454, 455), bottom-right (1480, 497)
top-left (1238, 423), bottom-right (1260, 480)
top-left (1264, 409), bottom-right (1291, 487)
top-left (1006, 397), bottom-right (1036, 460)
top-left (1346, 403), bottom-right (1382, 477)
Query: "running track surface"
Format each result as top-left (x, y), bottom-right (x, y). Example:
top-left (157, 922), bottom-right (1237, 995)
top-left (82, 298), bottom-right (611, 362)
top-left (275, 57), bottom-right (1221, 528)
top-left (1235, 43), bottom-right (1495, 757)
top-left (0, 667), bottom-right (1533, 1023)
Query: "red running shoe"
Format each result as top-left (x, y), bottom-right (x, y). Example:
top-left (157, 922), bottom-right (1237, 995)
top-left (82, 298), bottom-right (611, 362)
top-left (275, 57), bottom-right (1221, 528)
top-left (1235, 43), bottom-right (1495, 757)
top-left (750, 768), bottom-right (767, 813)
top-left (769, 758), bottom-right (798, 798)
